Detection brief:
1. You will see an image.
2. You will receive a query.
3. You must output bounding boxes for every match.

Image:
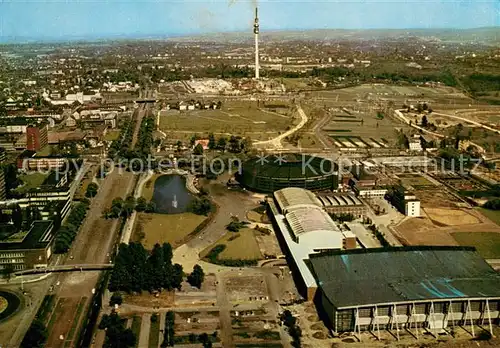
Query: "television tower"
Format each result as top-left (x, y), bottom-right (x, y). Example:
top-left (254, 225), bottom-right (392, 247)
top-left (254, 7), bottom-right (260, 79)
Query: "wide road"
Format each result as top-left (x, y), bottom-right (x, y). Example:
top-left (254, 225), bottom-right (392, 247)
top-left (44, 169), bottom-right (136, 348)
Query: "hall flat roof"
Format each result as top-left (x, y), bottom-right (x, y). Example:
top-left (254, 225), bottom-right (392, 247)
top-left (308, 246), bottom-right (500, 309)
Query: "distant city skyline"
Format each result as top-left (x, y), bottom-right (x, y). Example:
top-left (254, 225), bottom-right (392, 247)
top-left (0, 0), bottom-right (499, 43)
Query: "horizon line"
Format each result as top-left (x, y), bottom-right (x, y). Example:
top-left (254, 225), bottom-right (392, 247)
top-left (1, 26), bottom-right (498, 45)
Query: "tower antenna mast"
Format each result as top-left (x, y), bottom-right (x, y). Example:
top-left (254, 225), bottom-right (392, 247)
top-left (254, 6), bottom-right (260, 79)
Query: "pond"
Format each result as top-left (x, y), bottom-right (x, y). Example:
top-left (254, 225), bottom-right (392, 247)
top-left (151, 175), bottom-right (193, 214)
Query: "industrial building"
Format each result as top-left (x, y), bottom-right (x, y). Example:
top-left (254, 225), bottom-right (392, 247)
top-left (0, 220), bottom-right (55, 271)
top-left (238, 154), bottom-right (338, 193)
top-left (316, 193), bottom-right (367, 217)
top-left (391, 186), bottom-right (421, 217)
top-left (309, 247), bottom-right (500, 338)
top-left (268, 187), bottom-right (356, 300)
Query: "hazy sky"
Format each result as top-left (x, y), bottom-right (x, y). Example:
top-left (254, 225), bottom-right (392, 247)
top-left (0, 0), bottom-right (499, 42)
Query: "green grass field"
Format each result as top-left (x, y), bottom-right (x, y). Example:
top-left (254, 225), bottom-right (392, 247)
top-left (452, 232), bottom-right (500, 259)
top-left (141, 174), bottom-right (161, 201)
top-left (131, 316), bottom-right (142, 347)
top-left (200, 228), bottom-right (263, 260)
top-left (148, 315), bottom-right (160, 348)
top-left (477, 208), bottom-right (500, 226)
top-left (133, 212), bottom-right (206, 249)
top-left (14, 172), bottom-right (49, 193)
top-left (104, 130), bottom-right (121, 141)
top-left (159, 100), bottom-right (295, 141)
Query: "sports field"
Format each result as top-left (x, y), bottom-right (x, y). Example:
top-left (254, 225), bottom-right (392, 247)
top-left (159, 100), bottom-right (296, 141)
top-left (133, 212), bottom-right (206, 249)
top-left (452, 232), bottom-right (500, 259)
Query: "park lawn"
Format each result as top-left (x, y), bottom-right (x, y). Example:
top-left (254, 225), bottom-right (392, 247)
top-left (201, 228), bottom-right (263, 261)
top-left (133, 212), bottom-right (206, 250)
top-left (477, 208), bottom-right (500, 226)
top-left (452, 232), bottom-right (500, 259)
top-left (36, 145), bottom-right (52, 157)
top-left (15, 172), bottom-right (49, 193)
top-left (141, 174), bottom-right (161, 201)
top-left (148, 316), bottom-right (160, 348)
top-left (104, 130), bottom-right (121, 141)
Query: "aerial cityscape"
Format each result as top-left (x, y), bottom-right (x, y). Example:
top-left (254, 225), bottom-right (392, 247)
top-left (0, 1), bottom-right (499, 347)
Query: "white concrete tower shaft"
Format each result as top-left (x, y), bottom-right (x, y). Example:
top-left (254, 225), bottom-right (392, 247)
top-left (254, 7), bottom-right (260, 79)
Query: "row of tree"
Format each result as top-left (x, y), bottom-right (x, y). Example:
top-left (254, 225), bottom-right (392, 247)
top-left (190, 134), bottom-right (252, 154)
top-left (135, 114), bottom-right (155, 158)
top-left (54, 200), bottom-right (90, 253)
top-left (105, 196), bottom-right (156, 219)
top-left (161, 311), bottom-right (175, 347)
top-left (108, 118), bottom-right (134, 159)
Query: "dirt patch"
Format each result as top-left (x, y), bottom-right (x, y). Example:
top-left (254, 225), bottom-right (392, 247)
top-left (225, 274), bottom-right (268, 302)
top-left (46, 297), bottom-right (81, 347)
top-left (393, 218), bottom-right (458, 246)
top-left (123, 291), bottom-right (175, 308)
top-left (423, 208), bottom-right (480, 226)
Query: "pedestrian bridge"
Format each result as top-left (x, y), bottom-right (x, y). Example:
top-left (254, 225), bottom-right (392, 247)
top-left (15, 264), bottom-right (114, 276)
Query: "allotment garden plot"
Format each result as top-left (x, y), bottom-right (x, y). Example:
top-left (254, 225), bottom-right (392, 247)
top-left (323, 108), bottom-right (408, 148)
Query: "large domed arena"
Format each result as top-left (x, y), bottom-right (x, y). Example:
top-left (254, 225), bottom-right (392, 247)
top-left (237, 153), bottom-right (338, 193)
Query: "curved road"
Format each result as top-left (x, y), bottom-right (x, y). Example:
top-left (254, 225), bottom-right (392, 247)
top-left (253, 104), bottom-right (308, 150)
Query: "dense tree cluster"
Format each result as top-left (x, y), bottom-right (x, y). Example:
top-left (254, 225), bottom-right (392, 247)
top-left (54, 201), bottom-right (90, 253)
top-left (99, 312), bottom-right (136, 348)
top-left (161, 311), bottom-right (175, 347)
top-left (329, 213), bottom-right (355, 223)
top-left (109, 242), bottom-right (184, 293)
top-left (484, 198), bottom-right (500, 210)
top-left (187, 264), bottom-right (205, 289)
top-left (21, 319), bottom-right (48, 348)
top-left (187, 193), bottom-right (214, 216)
top-left (225, 218), bottom-right (249, 232)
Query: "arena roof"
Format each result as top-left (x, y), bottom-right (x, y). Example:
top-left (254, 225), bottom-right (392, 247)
top-left (309, 246), bottom-right (500, 309)
top-left (286, 207), bottom-right (338, 240)
top-left (274, 187), bottom-right (322, 213)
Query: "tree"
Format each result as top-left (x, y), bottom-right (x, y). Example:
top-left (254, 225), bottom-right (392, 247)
top-left (135, 197), bottom-right (147, 212)
top-left (189, 134), bottom-right (198, 147)
top-left (86, 182), bottom-right (99, 198)
top-left (228, 135), bottom-right (241, 153)
top-left (21, 319), bottom-right (48, 348)
top-left (208, 133), bottom-right (216, 150)
top-left (421, 115), bottom-right (428, 128)
top-left (193, 143), bottom-right (204, 155)
top-left (216, 137), bottom-right (227, 152)
top-left (109, 292), bottom-right (123, 306)
top-left (187, 264), bottom-right (205, 289)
